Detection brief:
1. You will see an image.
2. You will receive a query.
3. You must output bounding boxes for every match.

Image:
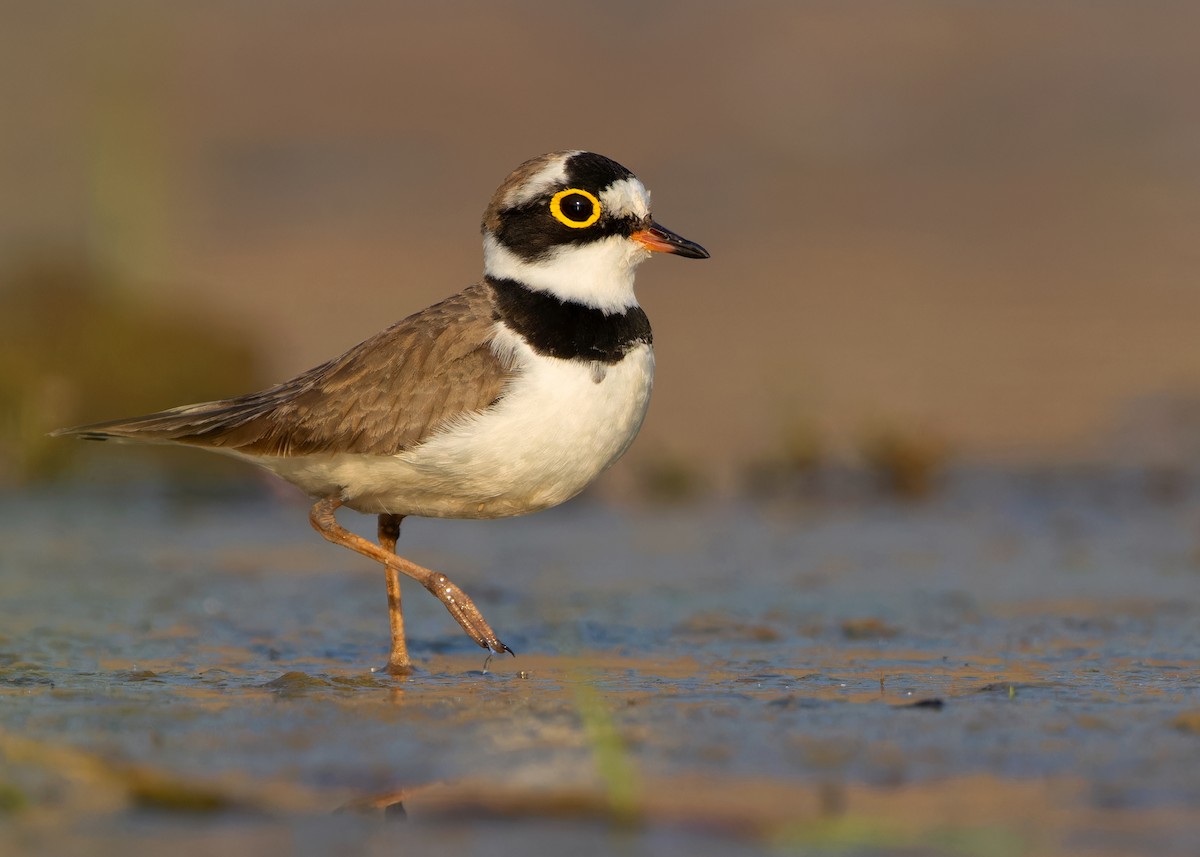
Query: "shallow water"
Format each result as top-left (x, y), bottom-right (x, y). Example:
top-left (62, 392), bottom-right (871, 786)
top-left (2, 471), bottom-right (1199, 855)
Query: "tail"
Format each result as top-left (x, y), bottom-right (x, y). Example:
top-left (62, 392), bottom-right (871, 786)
top-left (49, 396), bottom-right (276, 447)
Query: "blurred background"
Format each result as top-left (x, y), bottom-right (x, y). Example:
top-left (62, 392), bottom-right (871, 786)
top-left (5, 1), bottom-right (1200, 498)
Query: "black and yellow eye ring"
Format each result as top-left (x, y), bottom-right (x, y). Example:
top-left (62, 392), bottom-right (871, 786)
top-left (549, 188), bottom-right (602, 228)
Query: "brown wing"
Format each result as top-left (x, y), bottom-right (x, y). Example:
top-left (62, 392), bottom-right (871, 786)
top-left (55, 282), bottom-right (514, 456)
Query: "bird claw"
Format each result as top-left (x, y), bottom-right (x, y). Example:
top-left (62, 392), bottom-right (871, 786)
top-left (479, 637), bottom-right (516, 657)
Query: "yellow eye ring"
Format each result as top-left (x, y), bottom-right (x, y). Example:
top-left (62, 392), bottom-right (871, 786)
top-left (549, 188), bottom-right (602, 228)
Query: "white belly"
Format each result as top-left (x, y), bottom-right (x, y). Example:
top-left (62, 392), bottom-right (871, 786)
top-left (247, 340), bottom-right (654, 518)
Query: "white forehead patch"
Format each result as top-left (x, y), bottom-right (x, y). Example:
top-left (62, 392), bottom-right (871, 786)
top-left (503, 152), bottom-right (577, 208)
top-left (600, 177), bottom-right (651, 219)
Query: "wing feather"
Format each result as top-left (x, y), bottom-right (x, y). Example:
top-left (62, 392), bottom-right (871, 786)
top-left (54, 283), bottom-right (513, 456)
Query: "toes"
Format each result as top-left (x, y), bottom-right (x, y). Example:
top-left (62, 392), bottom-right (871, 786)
top-left (482, 637), bottom-right (513, 656)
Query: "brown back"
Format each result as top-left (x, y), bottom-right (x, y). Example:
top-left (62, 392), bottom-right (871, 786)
top-left (60, 283), bottom-right (515, 457)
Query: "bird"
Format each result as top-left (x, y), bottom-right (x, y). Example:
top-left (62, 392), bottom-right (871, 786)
top-left (53, 150), bottom-right (710, 674)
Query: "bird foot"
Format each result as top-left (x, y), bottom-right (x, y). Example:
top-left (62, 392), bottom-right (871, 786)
top-left (422, 572), bottom-right (515, 656)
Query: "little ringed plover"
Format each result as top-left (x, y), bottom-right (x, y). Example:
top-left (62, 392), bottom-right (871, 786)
top-left (53, 150), bottom-right (710, 673)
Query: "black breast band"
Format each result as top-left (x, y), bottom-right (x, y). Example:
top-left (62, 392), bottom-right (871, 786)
top-left (488, 277), bottom-right (652, 363)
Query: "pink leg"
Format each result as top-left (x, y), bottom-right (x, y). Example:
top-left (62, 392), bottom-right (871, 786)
top-left (377, 513), bottom-right (410, 674)
top-left (309, 498), bottom-right (513, 668)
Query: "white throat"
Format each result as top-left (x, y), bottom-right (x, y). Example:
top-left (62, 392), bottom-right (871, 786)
top-left (483, 232), bottom-right (651, 314)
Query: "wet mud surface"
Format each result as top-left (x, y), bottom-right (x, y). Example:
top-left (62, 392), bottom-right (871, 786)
top-left (2, 472), bottom-right (1199, 855)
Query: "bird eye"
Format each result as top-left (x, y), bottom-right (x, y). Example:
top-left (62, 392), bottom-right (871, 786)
top-left (549, 188), bottom-right (601, 228)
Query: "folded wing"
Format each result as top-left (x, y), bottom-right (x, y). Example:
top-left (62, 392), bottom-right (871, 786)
top-left (53, 283), bottom-right (514, 457)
